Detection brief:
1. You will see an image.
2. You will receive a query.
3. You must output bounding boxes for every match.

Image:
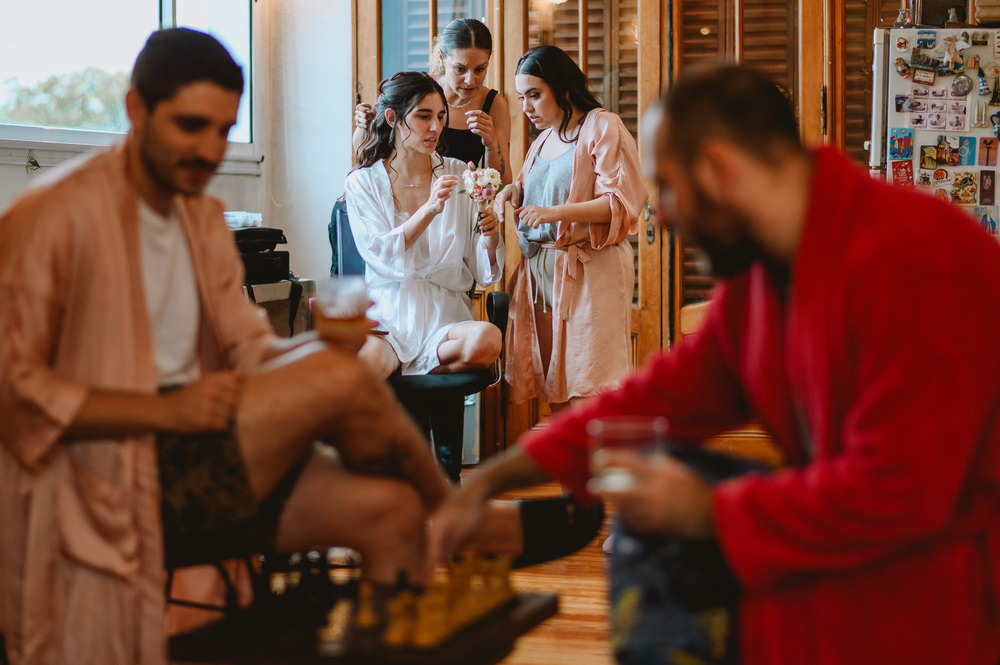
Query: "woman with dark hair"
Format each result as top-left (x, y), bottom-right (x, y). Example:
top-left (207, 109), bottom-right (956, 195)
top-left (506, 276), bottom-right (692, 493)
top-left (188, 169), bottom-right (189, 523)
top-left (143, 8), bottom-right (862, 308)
top-left (354, 18), bottom-right (511, 183)
top-left (347, 71), bottom-right (504, 380)
top-left (495, 45), bottom-right (646, 410)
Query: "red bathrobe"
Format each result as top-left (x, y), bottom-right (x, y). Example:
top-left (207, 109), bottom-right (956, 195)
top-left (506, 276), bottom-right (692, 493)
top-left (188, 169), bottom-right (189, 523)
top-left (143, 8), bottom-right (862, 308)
top-left (521, 147), bottom-right (1000, 665)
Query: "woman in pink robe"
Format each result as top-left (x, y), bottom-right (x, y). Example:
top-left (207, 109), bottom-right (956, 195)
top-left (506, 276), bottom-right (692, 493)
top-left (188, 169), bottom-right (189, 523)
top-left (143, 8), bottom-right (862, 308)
top-left (495, 45), bottom-right (647, 408)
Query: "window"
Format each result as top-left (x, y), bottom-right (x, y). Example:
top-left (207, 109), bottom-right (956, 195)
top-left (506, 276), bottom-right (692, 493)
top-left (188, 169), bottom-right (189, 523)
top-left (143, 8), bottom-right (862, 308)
top-left (0, 0), bottom-right (260, 168)
top-left (379, 0), bottom-right (488, 80)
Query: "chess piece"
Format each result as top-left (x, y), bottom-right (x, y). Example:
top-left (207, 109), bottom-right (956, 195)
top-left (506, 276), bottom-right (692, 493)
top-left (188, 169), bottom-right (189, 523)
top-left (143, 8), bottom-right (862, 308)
top-left (317, 598), bottom-right (354, 657)
top-left (381, 589), bottom-right (416, 648)
top-left (354, 581), bottom-right (379, 630)
top-left (412, 581), bottom-right (450, 647)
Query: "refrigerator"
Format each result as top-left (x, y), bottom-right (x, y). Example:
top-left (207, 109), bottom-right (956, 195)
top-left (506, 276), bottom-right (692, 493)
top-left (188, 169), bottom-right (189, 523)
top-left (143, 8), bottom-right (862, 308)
top-left (870, 26), bottom-right (1000, 235)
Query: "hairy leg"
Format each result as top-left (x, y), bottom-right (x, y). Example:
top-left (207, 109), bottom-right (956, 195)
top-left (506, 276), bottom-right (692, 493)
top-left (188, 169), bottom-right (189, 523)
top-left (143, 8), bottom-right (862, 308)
top-left (274, 445), bottom-right (429, 584)
top-left (235, 341), bottom-right (450, 510)
top-left (432, 321), bottom-right (501, 374)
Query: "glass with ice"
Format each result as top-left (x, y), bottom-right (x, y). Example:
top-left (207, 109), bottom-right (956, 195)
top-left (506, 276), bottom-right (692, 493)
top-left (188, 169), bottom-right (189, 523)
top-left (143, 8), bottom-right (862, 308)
top-left (587, 415), bottom-right (668, 492)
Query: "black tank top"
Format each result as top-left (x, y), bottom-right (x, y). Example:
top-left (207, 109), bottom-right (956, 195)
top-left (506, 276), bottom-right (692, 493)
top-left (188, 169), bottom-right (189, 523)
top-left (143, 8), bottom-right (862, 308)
top-left (441, 89), bottom-right (499, 167)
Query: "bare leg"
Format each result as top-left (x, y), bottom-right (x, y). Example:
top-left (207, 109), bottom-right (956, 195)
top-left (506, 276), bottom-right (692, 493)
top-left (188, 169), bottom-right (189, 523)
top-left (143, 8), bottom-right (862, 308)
top-left (358, 335), bottom-right (400, 379)
top-left (431, 321), bottom-right (502, 374)
top-left (274, 445), bottom-right (430, 584)
top-left (235, 341), bottom-right (450, 510)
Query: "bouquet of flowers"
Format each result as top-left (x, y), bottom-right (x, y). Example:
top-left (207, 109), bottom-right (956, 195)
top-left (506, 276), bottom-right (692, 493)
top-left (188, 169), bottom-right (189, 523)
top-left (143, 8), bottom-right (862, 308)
top-left (461, 161), bottom-right (504, 233)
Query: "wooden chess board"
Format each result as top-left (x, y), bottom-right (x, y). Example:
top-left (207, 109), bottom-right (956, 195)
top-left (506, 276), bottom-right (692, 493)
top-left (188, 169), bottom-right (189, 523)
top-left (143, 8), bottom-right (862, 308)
top-left (170, 593), bottom-right (558, 665)
top-left (169, 556), bottom-right (558, 665)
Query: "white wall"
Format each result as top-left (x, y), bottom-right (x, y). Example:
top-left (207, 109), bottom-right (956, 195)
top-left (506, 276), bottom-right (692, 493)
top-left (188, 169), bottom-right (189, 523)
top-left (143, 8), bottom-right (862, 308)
top-left (0, 0), bottom-right (354, 284)
top-left (263, 0), bottom-right (353, 283)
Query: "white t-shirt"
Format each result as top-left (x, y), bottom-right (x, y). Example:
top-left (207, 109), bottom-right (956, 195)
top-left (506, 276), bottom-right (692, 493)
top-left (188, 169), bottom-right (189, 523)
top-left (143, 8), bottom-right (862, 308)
top-left (138, 200), bottom-right (200, 387)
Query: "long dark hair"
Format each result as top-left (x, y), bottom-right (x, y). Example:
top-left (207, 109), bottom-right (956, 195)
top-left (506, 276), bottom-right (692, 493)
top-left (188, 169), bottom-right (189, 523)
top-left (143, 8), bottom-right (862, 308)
top-left (356, 72), bottom-right (449, 169)
top-left (516, 45), bottom-right (601, 142)
top-left (430, 18), bottom-right (493, 76)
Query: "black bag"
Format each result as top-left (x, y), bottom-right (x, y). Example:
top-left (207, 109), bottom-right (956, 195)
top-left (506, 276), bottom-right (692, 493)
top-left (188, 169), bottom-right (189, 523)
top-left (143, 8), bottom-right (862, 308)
top-left (234, 227), bottom-right (290, 285)
top-left (608, 447), bottom-right (769, 665)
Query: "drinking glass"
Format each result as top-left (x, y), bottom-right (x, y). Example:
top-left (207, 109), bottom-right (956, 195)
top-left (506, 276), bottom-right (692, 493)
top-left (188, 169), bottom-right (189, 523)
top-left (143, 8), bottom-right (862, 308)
top-left (312, 276), bottom-right (370, 339)
top-left (587, 415), bottom-right (668, 492)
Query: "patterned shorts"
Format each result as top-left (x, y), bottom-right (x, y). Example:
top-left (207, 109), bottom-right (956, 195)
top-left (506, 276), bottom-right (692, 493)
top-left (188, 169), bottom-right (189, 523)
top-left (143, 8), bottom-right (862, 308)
top-left (157, 427), bottom-right (302, 568)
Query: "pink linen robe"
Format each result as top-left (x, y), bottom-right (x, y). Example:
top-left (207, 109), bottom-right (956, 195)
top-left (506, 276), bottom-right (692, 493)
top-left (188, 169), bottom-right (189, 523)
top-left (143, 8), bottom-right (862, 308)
top-left (0, 143), bottom-right (276, 665)
top-left (506, 109), bottom-right (647, 404)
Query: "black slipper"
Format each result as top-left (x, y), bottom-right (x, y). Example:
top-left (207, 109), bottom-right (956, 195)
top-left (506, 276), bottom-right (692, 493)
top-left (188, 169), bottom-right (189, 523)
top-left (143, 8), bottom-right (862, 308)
top-left (512, 495), bottom-right (605, 568)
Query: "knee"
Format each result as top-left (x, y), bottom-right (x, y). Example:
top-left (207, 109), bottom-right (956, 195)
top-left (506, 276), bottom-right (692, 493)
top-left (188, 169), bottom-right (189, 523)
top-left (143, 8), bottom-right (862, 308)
top-left (309, 346), bottom-right (390, 402)
top-left (353, 481), bottom-right (426, 551)
top-left (464, 323), bottom-right (502, 366)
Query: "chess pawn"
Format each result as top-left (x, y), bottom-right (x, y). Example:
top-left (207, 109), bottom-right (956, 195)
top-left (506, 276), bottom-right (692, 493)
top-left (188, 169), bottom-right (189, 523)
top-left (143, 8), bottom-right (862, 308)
top-left (354, 581), bottom-right (380, 630)
top-left (447, 554), bottom-right (474, 620)
top-left (381, 589), bottom-right (416, 648)
top-left (412, 582), bottom-right (449, 648)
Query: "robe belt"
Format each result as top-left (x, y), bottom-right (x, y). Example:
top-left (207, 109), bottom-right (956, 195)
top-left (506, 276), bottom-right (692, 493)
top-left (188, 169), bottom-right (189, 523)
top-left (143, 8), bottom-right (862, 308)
top-left (539, 240), bottom-right (592, 319)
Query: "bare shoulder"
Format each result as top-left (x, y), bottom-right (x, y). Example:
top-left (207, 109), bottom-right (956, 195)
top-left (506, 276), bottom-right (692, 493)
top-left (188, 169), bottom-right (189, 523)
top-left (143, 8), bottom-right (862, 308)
top-left (489, 91), bottom-right (511, 117)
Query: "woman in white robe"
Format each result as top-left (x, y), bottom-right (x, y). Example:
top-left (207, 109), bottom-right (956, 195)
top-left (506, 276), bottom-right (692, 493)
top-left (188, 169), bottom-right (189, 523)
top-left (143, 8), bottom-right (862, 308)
top-left (346, 72), bottom-right (504, 377)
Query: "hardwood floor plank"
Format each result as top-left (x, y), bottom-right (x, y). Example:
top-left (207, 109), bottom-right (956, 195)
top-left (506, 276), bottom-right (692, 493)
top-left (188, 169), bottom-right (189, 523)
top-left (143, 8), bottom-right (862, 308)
top-left (490, 478), bottom-right (617, 665)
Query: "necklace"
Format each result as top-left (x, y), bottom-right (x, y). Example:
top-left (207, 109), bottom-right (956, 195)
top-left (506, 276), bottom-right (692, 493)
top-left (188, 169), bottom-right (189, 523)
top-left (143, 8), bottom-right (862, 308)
top-left (447, 97), bottom-right (473, 109)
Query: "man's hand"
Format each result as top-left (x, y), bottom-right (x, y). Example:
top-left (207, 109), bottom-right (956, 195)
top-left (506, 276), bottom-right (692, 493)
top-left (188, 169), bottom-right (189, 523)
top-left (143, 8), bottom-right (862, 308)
top-left (425, 486), bottom-right (491, 576)
top-left (589, 449), bottom-right (715, 539)
top-left (160, 371), bottom-right (245, 433)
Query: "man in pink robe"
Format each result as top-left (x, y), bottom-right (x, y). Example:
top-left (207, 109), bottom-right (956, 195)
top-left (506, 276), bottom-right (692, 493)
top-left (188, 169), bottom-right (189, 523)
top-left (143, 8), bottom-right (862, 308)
top-left (0, 28), bottom-right (516, 665)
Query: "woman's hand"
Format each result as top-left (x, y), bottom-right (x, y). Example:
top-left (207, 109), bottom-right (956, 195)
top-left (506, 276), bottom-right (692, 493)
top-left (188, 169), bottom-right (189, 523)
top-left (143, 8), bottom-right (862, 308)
top-left (422, 174), bottom-right (459, 215)
top-left (355, 103), bottom-right (374, 129)
top-left (515, 204), bottom-right (560, 229)
top-left (478, 206), bottom-right (501, 250)
top-left (493, 183), bottom-right (521, 224)
top-left (465, 109), bottom-right (496, 150)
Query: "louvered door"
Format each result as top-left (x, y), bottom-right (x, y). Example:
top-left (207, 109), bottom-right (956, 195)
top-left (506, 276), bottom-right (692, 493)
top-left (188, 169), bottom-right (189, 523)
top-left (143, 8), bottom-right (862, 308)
top-left (669, 0), bottom-right (799, 342)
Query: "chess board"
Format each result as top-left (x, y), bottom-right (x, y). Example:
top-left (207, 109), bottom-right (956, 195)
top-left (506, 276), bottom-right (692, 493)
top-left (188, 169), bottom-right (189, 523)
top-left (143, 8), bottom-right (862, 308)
top-left (169, 557), bottom-right (558, 665)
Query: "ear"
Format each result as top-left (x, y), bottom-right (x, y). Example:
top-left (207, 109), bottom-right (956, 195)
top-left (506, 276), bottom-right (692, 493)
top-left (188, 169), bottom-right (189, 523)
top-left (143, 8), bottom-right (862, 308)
top-left (692, 137), bottom-right (741, 201)
top-left (384, 108), bottom-right (396, 127)
top-left (125, 88), bottom-right (147, 128)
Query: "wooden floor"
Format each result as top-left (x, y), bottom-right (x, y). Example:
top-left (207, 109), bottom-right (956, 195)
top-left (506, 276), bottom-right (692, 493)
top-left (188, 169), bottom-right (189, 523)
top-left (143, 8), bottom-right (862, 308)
top-left (491, 477), bottom-right (616, 665)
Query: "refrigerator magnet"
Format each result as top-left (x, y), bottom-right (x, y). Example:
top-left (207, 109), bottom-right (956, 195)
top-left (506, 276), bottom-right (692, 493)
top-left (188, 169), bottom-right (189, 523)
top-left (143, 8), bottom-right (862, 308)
top-left (951, 172), bottom-right (978, 206)
top-left (952, 75), bottom-right (974, 97)
top-left (891, 161), bottom-right (914, 186)
top-left (918, 170), bottom-right (934, 187)
top-left (920, 145), bottom-right (939, 170)
top-left (890, 128), bottom-right (914, 160)
top-left (980, 170), bottom-right (996, 205)
top-left (959, 136), bottom-right (977, 165)
top-left (896, 36), bottom-right (910, 52)
top-left (917, 30), bottom-right (937, 50)
top-left (896, 58), bottom-right (913, 79)
top-left (979, 137), bottom-right (998, 166)
top-left (913, 68), bottom-right (936, 86)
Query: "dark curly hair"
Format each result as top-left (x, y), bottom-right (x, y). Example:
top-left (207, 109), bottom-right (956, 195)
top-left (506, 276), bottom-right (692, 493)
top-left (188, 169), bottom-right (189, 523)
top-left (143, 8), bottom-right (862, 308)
top-left (356, 71), bottom-right (449, 168)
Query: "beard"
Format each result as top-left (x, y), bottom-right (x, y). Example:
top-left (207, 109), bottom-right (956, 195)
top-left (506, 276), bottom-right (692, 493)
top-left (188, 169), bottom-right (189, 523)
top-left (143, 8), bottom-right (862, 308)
top-left (138, 128), bottom-right (218, 198)
top-left (685, 184), bottom-right (763, 279)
